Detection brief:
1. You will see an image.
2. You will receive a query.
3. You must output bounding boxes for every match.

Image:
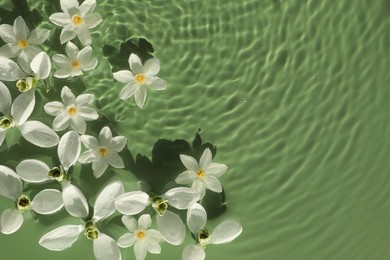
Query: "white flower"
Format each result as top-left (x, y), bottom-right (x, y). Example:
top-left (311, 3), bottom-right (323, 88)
top-left (0, 81), bottom-right (59, 147)
top-left (0, 51), bottom-right (51, 92)
top-left (113, 53), bottom-right (167, 108)
top-left (79, 126), bottom-right (126, 178)
top-left (15, 131), bottom-right (89, 218)
top-left (44, 86), bottom-right (98, 134)
top-left (182, 203), bottom-right (242, 260)
top-left (0, 16), bottom-right (50, 72)
top-left (39, 181), bottom-right (124, 260)
top-left (49, 0), bottom-right (102, 45)
top-left (52, 41), bottom-right (98, 78)
top-left (0, 165), bottom-right (64, 234)
top-left (118, 214), bottom-right (164, 260)
top-left (115, 187), bottom-right (200, 245)
top-left (175, 148), bottom-right (228, 198)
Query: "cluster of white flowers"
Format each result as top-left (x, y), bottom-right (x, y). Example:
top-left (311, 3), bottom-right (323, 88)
top-left (0, 0), bottom-right (241, 260)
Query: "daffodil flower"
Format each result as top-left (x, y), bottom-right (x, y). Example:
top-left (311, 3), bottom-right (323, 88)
top-left (117, 214), bottom-right (164, 260)
top-left (0, 165), bottom-right (64, 234)
top-left (0, 16), bottom-right (50, 73)
top-left (44, 86), bottom-right (98, 134)
top-left (49, 0), bottom-right (102, 45)
top-left (79, 126), bottom-right (126, 178)
top-left (15, 131), bottom-right (90, 218)
top-left (113, 53), bottom-right (167, 108)
top-left (0, 81), bottom-right (59, 147)
top-left (115, 187), bottom-right (200, 245)
top-left (175, 148), bottom-right (228, 198)
top-left (52, 41), bottom-right (97, 78)
top-left (0, 51), bottom-right (51, 92)
top-left (182, 203), bottom-right (242, 260)
top-left (39, 181), bottom-right (124, 260)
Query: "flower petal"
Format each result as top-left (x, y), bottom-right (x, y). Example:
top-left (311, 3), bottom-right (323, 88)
top-left (93, 181), bottom-right (124, 222)
top-left (110, 136), bottom-right (127, 152)
top-left (0, 81), bottom-right (12, 114)
top-left (60, 0), bottom-right (79, 15)
top-left (81, 57), bottom-right (97, 71)
top-left (80, 134), bottom-right (99, 149)
top-left (70, 116), bottom-right (86, 134)
top-left (92, 159), bottom-right (108, 178)
top-left (0, 165), bottom-right (22, 200)
top-left (206, 163), bottom-right (228, 177)
top-left (54, 68), bottom-right (72, 78)
top-left (75, 26), bottom-right (92, 46)
top-left (99, 126), bottom-right (112, 146)
top-left (75, 93), bottom-right (94, 106)
top-left (148, 77), bottom-right (167, 90)
top-left (93, 233), bottom-right (122, 260)
top-left (143, 58), bottom-right (160, 76)
top-left (210, 221), bottom-right (242, 244)
top-left (163, 187), bottom-right (200, 210)
top-left (62, 183), bottom-right (89, 218)
top-left (44, 101), bottom-right (65, 116)
top-left (53, 113), bottom-right (70, 131)
top-left (27, 28), bottom-right (51, 45)
top-left (39, 224), bottom-right (84, 251)
top-left (0, 209), bottom-right (23, 234)
top-left (204, 175), bottom-right (223, 193)
top-left (11, 90), bottom-right (35, 125)
top-left (138, 214), bottom-right (151, 230)
top-left (16, 159), bottom-right (50, 183)
top-left (182, 245), bottom-right (205, 260)
top-left (32, 189), bottom-right (64, 214)
top-left (121, 215), bottom-right (137, 232)
top-left (0, 24), bottom-right (16, 43)
top-left (0, 56), bottom-right (27, 81)
top-left (53, 54), bottom-right (69, 67)
top-left (157, 210), bottom-right (185, 245)
top-left (30, 51), bottom-right (51, 79)
top-left (77, 45), bottom-right (92, 65)
top-left (78, 150), bottom-right (96, 163)
top-left (134, 241), bottom-right (147, 260)
top-left (79, 0), bottom-right (97, 16)
top-left (13, 16), bottom-right (29, 40)
top-left (113, 70), bottom-right (134, 83)
top-left (78, 107), bottom-right (98, 120)
top-left (84, 13), bottom-right (102, 29)
top-left (117, 232), bottom-right (135, 248)
top-left (61, 86), bottom-right (76, 105)
top-left (106, 152), bottom-right (124, 168)
top-left (120, 81), bottom-right (138, 100)
top-left (192, 180), bottom-right (206, 199)
top-left (175, 170), bottom-right (196, 185)
top-left (145, 239), bottom-right (161, 254)
top-left (179, 154), bottom-right (199, 171)
top-left (0, 43), bottom-right (18, 58)
top-left (49, 13), bottom-right (70, 27)
top-left (134, 86), bottom-right (147, 108)
top-left (0, 129), bottom-right (6, 146)
top-left (58, 131), bottom-right (81, 170)
top-left (128, 53), bottom-right (143, 74)
top-left (115, 191), bottom-right (150, 215)
top-left (60, 25), bottom-right (76, 44)
top-left (20, 120), bottom-right (60, 148)
top-left (199, 148), bottom-right (212, 169)
top-left (186, 203), bottom-right (207, 234)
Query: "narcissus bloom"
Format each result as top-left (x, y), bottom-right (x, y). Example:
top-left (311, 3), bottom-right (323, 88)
top-left (0, 81), bottom-right (59, 147)
top-left (39, 181), bottom-right (124, 260)
top-left (118, 214), bottom-right (164, 260)
top-left (176, 148), bottom-right (228, 198)
top-left (0, 16), bottom-right (50, 72)
top-left (52, 41), bottom-right (98, 78)
top-left (0, 166), bottom-right (63, 234)
top-left (49, 0), bottom-right (102, 45)
top-left (44, 86), bottom-right (98, 134)
top-left (113, 53), bottom-right (167, 108)
top-left (182, 203), bottom-right (242, 260)
top-left (115, 187), bottom-right (200, 245)
top-left (79, 126), bottom-right (126, 178)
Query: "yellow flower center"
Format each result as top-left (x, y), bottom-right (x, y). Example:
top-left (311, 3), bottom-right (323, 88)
top-left (71, 14), bottom-right (84, 26)
top-left (67, 106), bottom-right (77, 116)
top-left (197, 169), bottom-right (206, 179)
top-left (18, 39), bottom-right (28, 49)
top-left (98, 147), bottom-right (107, 157)
top-left (135, 74), bottom-right (146, 84)
top-left (71, 59), bottom-right (80, 69)
top-left (136, 231), bottom-right (145, 240)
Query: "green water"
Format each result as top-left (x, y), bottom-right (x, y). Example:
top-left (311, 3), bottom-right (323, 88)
top-left (0, 0), bottom-right (389, 259)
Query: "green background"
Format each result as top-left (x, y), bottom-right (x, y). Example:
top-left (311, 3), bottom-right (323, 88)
top-left (0, 0), bottom-right (389, 259)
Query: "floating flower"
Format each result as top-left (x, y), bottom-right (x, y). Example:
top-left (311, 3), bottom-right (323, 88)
top-left (0, 16), bottom-right (50, 72)
top-left (115, 187), bottom-right (200, 245)
top-left (0, 81), bottom-right (59, 147)
top-left (113, 53), bottom-right (167, 108)
top-left (52, 41), bottom-right (98, 78)
top-left (0, 51), bottom-right (51, 92)
top-left (182, 203), bottom-right (242, 260)
top-left (44, 86), bottom-right (98, 134)
top-left (39, 181), bottom-right (124, 260)
top-left (175, 148), bottom-right (228, 198)
top-left (79, 126), bottom-right (126, 178)
top-left (49, 0), bottom-right (102, 45)
top-left (15, 131), bottom-right (89, 218)
top-left (0, 165), bottom-right (64, 234)
top-left (117, 214), bottom-right (164, 260)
